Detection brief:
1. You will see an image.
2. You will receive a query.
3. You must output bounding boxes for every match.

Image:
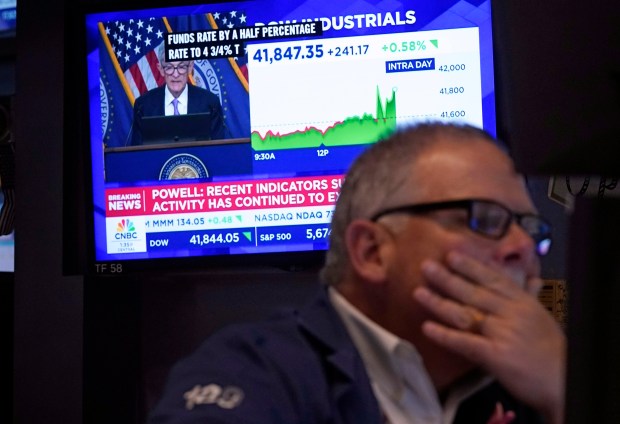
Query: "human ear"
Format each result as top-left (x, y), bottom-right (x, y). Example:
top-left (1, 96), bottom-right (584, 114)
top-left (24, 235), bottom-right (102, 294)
top-left (156, 62), bottom-right (165, 77)
top-left (344, 220), bottom-right (392, 285)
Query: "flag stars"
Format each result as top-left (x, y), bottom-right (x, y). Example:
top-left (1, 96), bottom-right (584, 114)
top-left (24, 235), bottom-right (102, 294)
top-left (146, 24), bottom-right (154, 33)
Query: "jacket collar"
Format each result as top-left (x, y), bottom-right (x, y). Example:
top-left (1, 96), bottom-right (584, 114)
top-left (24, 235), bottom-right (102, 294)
top-left (296, 285), bottom-right (383, 423)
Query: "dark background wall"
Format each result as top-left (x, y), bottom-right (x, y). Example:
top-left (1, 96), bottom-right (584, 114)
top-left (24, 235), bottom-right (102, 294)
top-left (13, 1), bottom-right (83, 422)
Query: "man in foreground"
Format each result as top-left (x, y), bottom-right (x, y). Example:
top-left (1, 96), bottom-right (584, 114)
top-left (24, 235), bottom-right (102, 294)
top-left (149, 122), bottom-right (566, 423)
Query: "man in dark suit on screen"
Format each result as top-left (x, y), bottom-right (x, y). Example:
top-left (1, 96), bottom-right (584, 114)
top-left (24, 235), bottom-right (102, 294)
top-left (128, 57), bottom-right (225, 146)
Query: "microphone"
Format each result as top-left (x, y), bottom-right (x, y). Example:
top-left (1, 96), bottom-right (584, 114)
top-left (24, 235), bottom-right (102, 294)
top-left (125, 102), bottom-right (144, 146)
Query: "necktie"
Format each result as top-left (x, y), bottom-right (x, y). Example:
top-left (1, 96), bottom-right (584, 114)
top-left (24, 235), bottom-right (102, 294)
top-left (172, 98), bottom-right (180, 115)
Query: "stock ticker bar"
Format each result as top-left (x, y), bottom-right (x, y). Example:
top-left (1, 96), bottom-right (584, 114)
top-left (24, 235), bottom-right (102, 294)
top-left (104, 175), bottom-right (342, 255)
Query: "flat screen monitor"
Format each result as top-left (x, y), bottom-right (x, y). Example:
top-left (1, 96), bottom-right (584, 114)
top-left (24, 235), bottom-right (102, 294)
top-left (74, 0), bottom-right (499, 274)
top-left (0, 192), bottom-right (13, 273)
top-left (0, 233), bottom-right (13, 272)
top-left (0, 0), bottom-right (16, 37)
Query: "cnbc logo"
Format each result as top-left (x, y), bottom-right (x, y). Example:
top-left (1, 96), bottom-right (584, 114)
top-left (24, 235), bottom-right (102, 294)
top-left (115, 219), bottom-right (138, 240)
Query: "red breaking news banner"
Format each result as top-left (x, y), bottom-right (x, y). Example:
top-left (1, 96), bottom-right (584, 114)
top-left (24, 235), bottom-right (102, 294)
top-left (106, 175), bottom-right (344, 217)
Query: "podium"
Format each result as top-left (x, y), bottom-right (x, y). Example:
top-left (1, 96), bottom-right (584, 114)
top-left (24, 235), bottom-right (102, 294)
top-left (104, 138), bottom-right (252, 183)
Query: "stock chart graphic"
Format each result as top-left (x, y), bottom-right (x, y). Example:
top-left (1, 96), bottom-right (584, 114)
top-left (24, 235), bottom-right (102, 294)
top-left (247, 27), bottom-right (483, 173)
top-left (251, 87), bottom-right (396, 150)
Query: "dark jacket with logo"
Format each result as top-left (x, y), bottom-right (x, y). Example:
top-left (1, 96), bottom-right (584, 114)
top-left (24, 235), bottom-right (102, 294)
top-left (148, 286), bottom-right (544, 424)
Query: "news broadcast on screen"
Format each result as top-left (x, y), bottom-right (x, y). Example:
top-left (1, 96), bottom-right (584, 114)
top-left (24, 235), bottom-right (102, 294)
top-left (85, 0), bottom-right (496, 272)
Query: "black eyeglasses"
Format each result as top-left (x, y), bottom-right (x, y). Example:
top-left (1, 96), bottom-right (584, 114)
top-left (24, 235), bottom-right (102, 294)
top-left (162, 63), bottom-right (189, 75)
top-left (371, 199), bottom-right (552, 256)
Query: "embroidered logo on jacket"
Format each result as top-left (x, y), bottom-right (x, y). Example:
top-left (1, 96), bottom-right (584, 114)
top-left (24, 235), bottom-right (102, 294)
top-left (184, 384), bottom-right (245, 410)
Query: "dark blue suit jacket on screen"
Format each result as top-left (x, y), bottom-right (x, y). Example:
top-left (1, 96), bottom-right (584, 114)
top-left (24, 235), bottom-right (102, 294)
top-left (129, 84), bottom-right (225, 146)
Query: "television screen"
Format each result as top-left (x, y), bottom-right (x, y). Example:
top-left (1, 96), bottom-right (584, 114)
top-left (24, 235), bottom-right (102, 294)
top-left (0, 233), bottom-right (13, 272)
top-left (0, 191), bottom-right (13, 272)
top-left (0, 95), bottom-right (13, 273)
top-left (0, 0), bottom-right (16, 36)
top-left (81, 0), bottom-right (497, 274)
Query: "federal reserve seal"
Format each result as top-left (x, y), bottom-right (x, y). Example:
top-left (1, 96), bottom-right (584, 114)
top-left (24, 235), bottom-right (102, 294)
top-left (159, 154), bottom-right (209, 180)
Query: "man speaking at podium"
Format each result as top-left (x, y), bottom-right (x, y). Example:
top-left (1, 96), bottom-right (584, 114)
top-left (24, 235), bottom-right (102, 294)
top-left (128, 57), bottom-right (225, 146)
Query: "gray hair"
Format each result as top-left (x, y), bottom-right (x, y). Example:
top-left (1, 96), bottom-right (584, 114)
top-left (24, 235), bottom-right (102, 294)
top-left (158, 46), bottom-right (192, 64)
top-left (319, 121), bottom-right (499, 286)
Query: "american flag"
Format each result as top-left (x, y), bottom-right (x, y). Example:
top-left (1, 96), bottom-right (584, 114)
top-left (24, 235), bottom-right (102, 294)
top-left (100, 17), bottom-right (169, 103)
top-left (209, 10), bottom-right (249, 81)
top-left (176, 10), bottom-right (249, 86)
top-left (98, 11), bottom-right (251, 147)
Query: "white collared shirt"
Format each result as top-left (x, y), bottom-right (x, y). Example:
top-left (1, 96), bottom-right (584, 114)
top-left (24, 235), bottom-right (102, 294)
top-left (328, 287), bottom-right (493, 424)
top-left (164, 85), bottom-right (189, 115)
